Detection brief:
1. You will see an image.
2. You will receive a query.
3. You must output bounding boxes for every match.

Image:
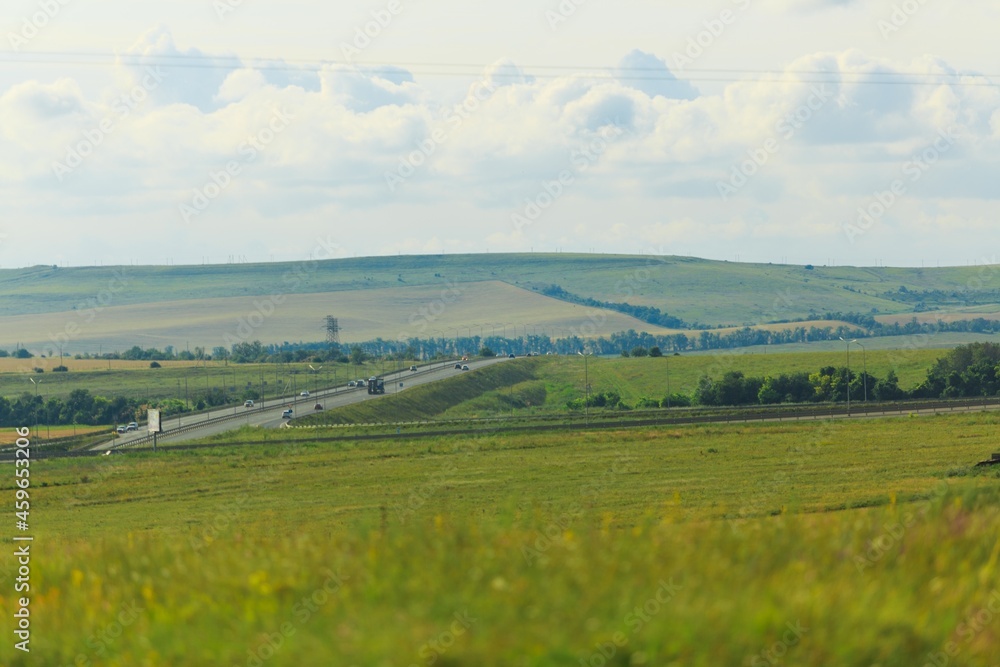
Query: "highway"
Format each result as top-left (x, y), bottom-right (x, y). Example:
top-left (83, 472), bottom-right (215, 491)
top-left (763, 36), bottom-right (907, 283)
top-left (94, 356), bottom-right (510, 451)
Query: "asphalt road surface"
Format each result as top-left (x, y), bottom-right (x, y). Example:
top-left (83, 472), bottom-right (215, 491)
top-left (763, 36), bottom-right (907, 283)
top-left (93, 357), bottom-right (510, 451)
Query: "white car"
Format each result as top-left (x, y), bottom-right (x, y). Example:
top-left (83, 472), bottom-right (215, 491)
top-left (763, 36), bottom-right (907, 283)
top-left (244, 400), bottom-right (254, 408)
top-left (300, 391), bottom-right (310, 397)
top-left (281, 409), bottom-right (293, 418)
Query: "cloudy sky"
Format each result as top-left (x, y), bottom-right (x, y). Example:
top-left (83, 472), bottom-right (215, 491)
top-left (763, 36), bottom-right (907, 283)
top-left (1, 0), bottom-right (998, 269)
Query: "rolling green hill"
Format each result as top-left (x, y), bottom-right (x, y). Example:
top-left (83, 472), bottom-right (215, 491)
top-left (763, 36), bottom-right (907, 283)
top-left (3, 254), bottom-right (1000, 353)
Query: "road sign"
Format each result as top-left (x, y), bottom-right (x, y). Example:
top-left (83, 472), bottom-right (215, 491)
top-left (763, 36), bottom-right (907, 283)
top-left (148, 409), bottom-right (162, 434)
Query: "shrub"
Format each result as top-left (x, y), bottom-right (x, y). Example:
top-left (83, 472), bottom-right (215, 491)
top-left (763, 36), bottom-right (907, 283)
top-left (52, 365), bottom-right (69, 372)
top-left (150, 362), bottom-right (162, 368)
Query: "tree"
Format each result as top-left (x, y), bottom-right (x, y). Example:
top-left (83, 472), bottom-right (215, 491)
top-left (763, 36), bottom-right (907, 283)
top-left (349, 347), bottom-right (369, 365)
top-left (649, 346), bottom-right (663, 357)
top-left (480, 346), bottom-right (495, 358)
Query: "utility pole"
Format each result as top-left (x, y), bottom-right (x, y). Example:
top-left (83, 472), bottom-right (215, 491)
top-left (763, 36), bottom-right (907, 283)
top-left (578, 351), bottom-right (591, 425)
top-left (839, 337), bottom-right (855, 416)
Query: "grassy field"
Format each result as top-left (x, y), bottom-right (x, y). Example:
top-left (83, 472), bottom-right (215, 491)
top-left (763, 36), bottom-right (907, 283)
top-left (0, 280), bottom-right (676, 355)
top-left (3, 412), bottom-right (999, 665)
top-left (298, 350), bottom-right (947, 424)
top-left (5, 254), bottom-right (1000, 353)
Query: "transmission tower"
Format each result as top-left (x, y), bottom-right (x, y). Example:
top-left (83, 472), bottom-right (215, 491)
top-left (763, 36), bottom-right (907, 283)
top-left (325, 316), bottom-right (341, 345)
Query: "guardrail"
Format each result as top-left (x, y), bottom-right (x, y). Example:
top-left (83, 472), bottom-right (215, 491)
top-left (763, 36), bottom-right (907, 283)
top-left (106, 360), bottom-right (463, 451)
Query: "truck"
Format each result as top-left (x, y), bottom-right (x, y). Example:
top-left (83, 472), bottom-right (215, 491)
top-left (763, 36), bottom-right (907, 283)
top-left (367, 376), bottom-right (385, 395)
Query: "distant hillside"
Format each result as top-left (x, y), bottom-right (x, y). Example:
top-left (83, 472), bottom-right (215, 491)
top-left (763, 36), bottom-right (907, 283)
top-left (2, 254), bottom-right (999, 353)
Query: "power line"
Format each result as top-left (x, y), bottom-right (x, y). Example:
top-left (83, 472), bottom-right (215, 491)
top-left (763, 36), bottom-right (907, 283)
top-left (1, 51), bottom-right (995, 87)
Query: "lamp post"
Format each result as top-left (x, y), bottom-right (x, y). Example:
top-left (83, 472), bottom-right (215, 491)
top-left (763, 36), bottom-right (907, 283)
top-left (839, 337), bottom-right (856, 415)
top-left (851, 340), bottom-right (867, 405)
top-left (29, 377), bottom-right (39, 438)
top-left (577, 351), bottom-right (591, 425)
top-left (665, 357), bottom-right (671, 409)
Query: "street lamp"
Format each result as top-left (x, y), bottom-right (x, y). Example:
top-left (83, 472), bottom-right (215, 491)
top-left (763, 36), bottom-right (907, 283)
top-left (839, 337), bottom-right (856, 415)
top-left (29, 377), bottom-right (39, 438)
top-left (577, 351), bottom-right (591, 425)
top-left (848, 340), bottom-right (867, 405)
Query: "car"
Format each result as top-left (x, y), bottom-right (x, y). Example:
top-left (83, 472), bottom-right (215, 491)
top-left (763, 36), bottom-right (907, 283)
top-left (461, 356), bottom-right (469, 361)
top-left (462, 364), bottom-right (470, 371)
top-left (300, 391), bottom-right (310, 397)
top-left (314, 403), bottom-right (323, 411)
top-left (409, 365), bottom-right (418, 372)
top-left (356, 379), bottom-right (367, 387)
top-left (281, 409), bottom-right (293, 418)
top-left (126, 421), bottom-right (138, 431)
top-left (348, 380), bottom-right (357, 387)
top-left (244, 400), bottom-right (255, 408)
top-left (508, 353), bottom-right (516, 358)
top-left (455, 363), bottom-right (463, 369)
top-left (115, 425), bottom-right (126, 434)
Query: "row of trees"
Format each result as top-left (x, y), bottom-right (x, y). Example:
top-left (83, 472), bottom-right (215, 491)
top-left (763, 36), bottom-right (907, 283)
top-left (0, 383), bottom-right (267, 429)
top-left (613, 342), bottom-right (1000, 409)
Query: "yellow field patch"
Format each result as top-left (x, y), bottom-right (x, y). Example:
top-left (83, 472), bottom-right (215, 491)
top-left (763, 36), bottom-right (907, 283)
top-left (0, 281), bottom-right (682, 353)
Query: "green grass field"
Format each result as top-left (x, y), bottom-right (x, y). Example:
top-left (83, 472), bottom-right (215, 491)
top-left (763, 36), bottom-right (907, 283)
top-left (3, 412), bottom-right (999, 665)
top-left (297, 350), bottom-right (947, 425)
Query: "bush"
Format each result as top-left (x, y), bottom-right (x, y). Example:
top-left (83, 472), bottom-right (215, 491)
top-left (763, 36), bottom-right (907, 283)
top-left (52, 365), bottom-right (68, 372)
top-left (150, 362), bottom-right (161, 368)
top-left (32, 367), bottom-right (44, 373)
top-left (635, 396), bottom-right (660, 409)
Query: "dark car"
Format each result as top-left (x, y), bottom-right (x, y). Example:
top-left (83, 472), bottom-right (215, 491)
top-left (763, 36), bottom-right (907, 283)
top-left (455, 363), bottom-right (463, 369)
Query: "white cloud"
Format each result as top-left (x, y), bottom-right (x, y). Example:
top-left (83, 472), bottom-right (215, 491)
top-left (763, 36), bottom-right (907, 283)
top-left (2, 17), bottom-right (999, 268)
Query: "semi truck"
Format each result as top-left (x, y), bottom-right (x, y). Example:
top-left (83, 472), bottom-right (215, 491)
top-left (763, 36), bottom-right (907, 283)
top-left (367, 377), bottom-right (385, 395)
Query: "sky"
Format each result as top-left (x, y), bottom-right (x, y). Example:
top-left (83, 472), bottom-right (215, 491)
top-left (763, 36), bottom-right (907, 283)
top-left (1, 0), bottom-right (999, 269)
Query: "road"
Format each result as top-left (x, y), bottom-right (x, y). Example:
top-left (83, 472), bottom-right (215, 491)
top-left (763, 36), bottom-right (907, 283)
top-left (93, 357), bottom-right (510, 451)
